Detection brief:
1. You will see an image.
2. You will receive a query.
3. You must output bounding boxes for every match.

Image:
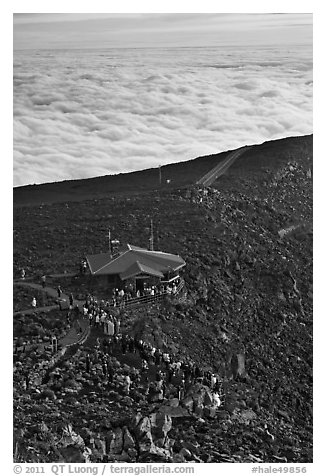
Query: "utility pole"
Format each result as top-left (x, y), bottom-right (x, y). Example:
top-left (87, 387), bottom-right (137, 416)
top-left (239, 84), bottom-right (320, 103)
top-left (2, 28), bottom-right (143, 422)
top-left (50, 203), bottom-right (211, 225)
top-left (159, 165), bottom-right (162, 187)
top-left (107, 228), bottom-right (112, 257)
top-left (149, 219), bottom-right (154, 251)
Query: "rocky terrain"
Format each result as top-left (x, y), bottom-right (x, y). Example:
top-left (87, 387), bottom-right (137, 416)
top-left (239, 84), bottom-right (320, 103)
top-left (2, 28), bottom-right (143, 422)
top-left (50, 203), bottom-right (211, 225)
top-left (13, 134), bottom-right (313, 463)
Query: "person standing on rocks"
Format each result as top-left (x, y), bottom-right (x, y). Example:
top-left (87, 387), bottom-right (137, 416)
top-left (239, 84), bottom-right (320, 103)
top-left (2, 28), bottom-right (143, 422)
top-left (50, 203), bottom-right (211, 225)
top-left (95, 314), bottom-right (100, 328)
top-left (102, 360), bottom-right (108, 376)
top-left (180, 378), bottom-right (186, 400)
top-left (124, 374), bottom-right (131, 395)
top-left (115, 318), bottom-right (121, 335)
top-left (163, 352), bottom-right (170, 369)
top-left (108, 365), bottom-right (114, 384)
top-left (24, 371), bottom-right (30, 390)
top-left (66, 311), bottom-right (71, 326)
top-left (162, 380), bottom-right (166, 399)
top-left (141, 359), bottom-right (149, 373)
top-left (69, 293), bottom-right (74, 308)
top-left (86, 354), bottom-right (91, 373)
top-left (121, 335), bottom-right (128, 354)
top-left (144, 376), bottom-right (150, 396)
top-left (57, 285), bottom-right (62, 298)
top-left (107, 338), bottom-right (113, 355)
top-left (128, 336), bottom-right (135, 353)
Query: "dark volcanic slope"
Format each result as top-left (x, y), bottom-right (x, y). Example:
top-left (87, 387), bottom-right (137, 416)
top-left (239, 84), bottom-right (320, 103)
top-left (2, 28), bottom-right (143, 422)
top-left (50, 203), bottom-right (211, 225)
top-left (13, 134), bottom-right (312, 463)
top-left (13, 135), bottom-right (312, 206)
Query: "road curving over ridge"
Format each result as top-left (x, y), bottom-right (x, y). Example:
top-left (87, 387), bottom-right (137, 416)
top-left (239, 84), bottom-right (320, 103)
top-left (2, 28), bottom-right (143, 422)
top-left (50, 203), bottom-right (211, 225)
top-left (196, 146), bottom-right (252, 187)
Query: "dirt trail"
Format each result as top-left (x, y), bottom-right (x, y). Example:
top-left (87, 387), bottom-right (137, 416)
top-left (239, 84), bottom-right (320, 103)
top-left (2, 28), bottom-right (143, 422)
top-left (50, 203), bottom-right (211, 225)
top-left (13, 280), bottom-right (84, 316)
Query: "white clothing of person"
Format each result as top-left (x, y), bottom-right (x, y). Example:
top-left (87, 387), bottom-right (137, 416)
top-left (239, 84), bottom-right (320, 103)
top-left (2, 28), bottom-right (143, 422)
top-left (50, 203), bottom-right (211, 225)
top-left (163, 353), bottom-right (170, 363)
top-left (212, 392), bottom-right (221, 407)
top-left (107, 320), bottom-right (115, 336)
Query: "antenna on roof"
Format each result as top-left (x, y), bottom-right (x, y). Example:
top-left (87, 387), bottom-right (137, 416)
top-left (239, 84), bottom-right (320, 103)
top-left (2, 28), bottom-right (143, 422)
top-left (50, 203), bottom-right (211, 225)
top-left (149, 219), bottom-right (154, 251)
top-left (108, 229), bottom-right (112, 257)
top-left (106, 229), bottom-right (112, 258)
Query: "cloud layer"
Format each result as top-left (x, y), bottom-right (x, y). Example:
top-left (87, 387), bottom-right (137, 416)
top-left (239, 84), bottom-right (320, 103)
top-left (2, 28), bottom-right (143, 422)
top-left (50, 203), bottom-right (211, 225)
top-left (13, 45), bottom-right (312, 186)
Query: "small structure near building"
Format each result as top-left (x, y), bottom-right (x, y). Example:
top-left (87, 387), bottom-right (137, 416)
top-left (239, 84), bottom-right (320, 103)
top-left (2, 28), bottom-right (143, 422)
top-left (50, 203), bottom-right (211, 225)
top-left (86, 244), bottom-right (186, 294)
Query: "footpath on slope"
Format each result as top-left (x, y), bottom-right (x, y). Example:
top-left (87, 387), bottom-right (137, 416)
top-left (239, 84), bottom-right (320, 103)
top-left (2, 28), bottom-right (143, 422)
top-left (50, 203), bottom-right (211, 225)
top-left (13, 280), bottom-right (84, 316)
top-left (13, 280), bottom-right (89, 352)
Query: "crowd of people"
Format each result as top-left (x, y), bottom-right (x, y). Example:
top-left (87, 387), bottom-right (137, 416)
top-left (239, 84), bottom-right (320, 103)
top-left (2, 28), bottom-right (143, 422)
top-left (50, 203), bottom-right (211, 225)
top-left (82, 294), bottom-right (120, 334)
top-left (79, 332), bottom-right (224, 407)
top-left (16, 272), bottom-right (223, 407)
top-left (75, 294), bottom-right (224, 406)
top-left (15, 282), bottom-right (224, 415)
top-left (108, 279), bottom-right (181, 307)
top-left (18, 265), bottom-right (182, 314)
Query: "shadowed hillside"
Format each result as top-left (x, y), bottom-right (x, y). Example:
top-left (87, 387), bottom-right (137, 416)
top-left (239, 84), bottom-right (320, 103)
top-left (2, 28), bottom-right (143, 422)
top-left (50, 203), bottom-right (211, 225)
top-left (14, 135), bottom-right (312, 206)
top-left (13, 134), bottom-right (313, 463)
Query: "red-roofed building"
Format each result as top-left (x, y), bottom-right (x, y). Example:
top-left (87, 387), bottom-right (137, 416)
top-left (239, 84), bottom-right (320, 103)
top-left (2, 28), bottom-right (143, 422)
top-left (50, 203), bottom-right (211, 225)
top-left (86, 244), bottom-right (186, 292)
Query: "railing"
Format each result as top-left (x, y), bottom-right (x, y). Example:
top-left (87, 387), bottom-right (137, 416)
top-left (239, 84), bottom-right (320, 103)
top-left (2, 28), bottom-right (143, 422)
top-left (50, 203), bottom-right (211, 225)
top-left (107, 278), bottom-right (186, 311)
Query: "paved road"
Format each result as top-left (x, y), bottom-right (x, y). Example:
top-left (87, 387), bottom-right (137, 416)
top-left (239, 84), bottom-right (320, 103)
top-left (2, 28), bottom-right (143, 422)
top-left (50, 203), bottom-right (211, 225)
top-left (196, 146), bottom-right (251, 187)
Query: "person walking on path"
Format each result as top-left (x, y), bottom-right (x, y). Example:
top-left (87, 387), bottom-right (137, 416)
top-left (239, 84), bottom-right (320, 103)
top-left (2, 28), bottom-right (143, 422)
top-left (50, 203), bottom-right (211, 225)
top-left (107, 320), bottom-right (115, 337)
top-left (41, 275), bottom-right (46, 289)
top-left (57, 285), bottom-right (62, 298)
top-left (24, 371), bottom-right (30, 390)
top-left (114, 318), bottom-right (121, 335)
top-left (69, 293), bottom-right (74, 309)
top-left (31, 297), bottom-right (37, 308)
top-left (86, 354), bottom-right (91, 373)
top-left (21, 268), bottom-right (26, 280)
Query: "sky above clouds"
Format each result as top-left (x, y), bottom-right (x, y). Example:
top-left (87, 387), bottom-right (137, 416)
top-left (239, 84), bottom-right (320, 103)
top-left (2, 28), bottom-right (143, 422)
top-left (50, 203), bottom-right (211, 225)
top-left (14, 13), bottom-right (312, 50)
top-left (13, 13), bottom-right (313, 186)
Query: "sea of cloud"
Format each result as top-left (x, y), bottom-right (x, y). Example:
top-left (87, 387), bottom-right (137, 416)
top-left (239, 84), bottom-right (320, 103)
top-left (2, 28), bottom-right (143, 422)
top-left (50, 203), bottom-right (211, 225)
top-left (13, 45), bottom-right (312, 186)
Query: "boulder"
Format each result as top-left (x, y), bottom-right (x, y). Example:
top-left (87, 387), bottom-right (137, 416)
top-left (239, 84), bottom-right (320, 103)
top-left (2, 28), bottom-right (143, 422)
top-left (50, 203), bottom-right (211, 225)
top-left (149, 444), bottom-right (173, 459)
top-left (194, 404), bottom-right (204, 418)
top-left (109, 427), bottom-right (123, 455)
top-left (181, 396), bottom-right (194, 412)
top-left (173, 453), bottom-right (185, 462)
top-left (132, 414), bottom-right (151, 438)
top-left (59, 445), bottom-right (85, 463)
top-left (183, 441), bottom-right (200, 454)
top-left (180, 447), bottom-right (192, 459)
top-left (138, 431), bottom-right (154, 453)
top-left (137, 416), bottom-right (152, 436)
top-left (169, 398), bottom-right (180, 408)
top-left (127, 447), bottom-right (138, 460)
top-left (159, 406), bottom-right (189, 418)
top-left (155, 435), bottom-right (175, 451)
top-left (203, 391), bottom-right (213, 407)
top-left (150, 413), bottom-right (172, 438)
top-left (115, 451), bottom-right (132, 462)
top-left (203, 407), bottom-right (216, 418)
top-left (240, 409), bottom-right (257, 423)
top-left (230, 353), bottom-right (246, 378)
top-left (122, 427), bottom-right (136, 451)
top-left (94, 438), bottom-right (106, 458)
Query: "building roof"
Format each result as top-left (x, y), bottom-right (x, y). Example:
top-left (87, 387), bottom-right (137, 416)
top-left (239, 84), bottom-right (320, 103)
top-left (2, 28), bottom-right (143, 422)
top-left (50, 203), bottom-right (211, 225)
top-left (86, 244), bottom-right (185, 279)
top-left (120, 260), bottom-right (164, 281)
